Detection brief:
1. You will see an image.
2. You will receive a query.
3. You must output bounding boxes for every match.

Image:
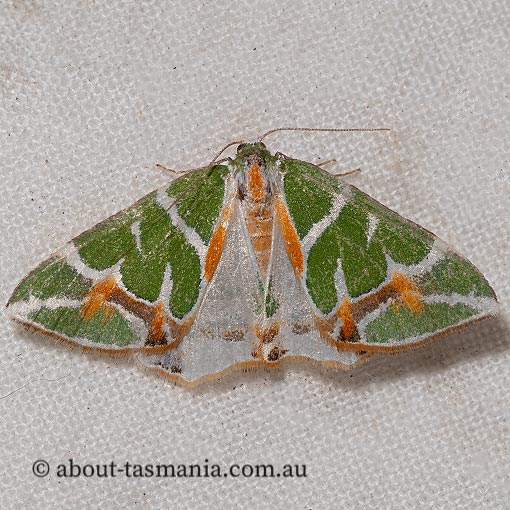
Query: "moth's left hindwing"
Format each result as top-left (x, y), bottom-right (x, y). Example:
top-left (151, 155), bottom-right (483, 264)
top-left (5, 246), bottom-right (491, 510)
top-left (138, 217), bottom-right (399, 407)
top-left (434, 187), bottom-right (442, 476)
top-left (7, 164), bottom-right (232, 351)
top-left (280, 159), bottom-right (498, 351)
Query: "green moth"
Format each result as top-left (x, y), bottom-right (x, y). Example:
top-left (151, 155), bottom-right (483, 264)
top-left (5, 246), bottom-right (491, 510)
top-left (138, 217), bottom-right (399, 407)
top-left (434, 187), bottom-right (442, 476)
top-left (7, 140), bottom-right (498, 385)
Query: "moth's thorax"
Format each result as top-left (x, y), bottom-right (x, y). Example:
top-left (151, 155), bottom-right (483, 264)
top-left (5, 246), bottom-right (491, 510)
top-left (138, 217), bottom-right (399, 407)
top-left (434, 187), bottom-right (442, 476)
top-left (244, 155), bottom-right (272, 202)
top-left (239, 153), bottom-right (275, 278)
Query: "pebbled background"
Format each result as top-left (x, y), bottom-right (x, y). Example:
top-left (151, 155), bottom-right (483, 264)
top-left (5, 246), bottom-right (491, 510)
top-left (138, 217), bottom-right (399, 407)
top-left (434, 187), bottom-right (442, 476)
top-left (0, 1), bottom-right (509, 508)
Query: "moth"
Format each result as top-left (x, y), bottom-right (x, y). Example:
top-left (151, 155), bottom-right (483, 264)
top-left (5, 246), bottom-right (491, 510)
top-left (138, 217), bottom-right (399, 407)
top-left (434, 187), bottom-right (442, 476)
top-left (7, 135), bottom-right (498, 385)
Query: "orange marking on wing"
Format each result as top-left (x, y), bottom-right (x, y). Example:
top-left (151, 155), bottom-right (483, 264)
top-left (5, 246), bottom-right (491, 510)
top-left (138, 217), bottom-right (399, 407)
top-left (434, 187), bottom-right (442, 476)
top-left (148, 301), bottom-right (167, 345)
top-left (275, 197), bottom-right (304, 277)
top-left (337, 297), bottom-right (356, 340)
top-left (391, 272), bottom-right (424, 314)
top-left (81, 275), bottom-right (117, 319)
top-left (204, 204), bottom-right (232, 281)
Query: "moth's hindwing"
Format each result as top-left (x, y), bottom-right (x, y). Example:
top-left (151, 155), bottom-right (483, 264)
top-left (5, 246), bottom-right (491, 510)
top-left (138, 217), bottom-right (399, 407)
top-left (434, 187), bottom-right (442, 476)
top-left (281, 159), bottom-right (498, 351)
top-left (7, 164), bottom-right (232, 351)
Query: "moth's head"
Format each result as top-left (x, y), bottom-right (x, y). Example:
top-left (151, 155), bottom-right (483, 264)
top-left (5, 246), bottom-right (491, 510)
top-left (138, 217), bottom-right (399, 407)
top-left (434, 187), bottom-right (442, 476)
top-left (234, 142), bottom-right (273, 170)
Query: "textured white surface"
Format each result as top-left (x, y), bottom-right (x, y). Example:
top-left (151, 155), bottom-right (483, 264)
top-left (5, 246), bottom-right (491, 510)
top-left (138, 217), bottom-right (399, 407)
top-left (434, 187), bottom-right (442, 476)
top-left (1, 1), bottom-right (509, 508)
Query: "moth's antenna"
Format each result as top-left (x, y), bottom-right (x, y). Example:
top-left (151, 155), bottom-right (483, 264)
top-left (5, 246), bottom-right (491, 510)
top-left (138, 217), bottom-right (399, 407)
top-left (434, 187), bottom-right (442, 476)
top-left (258, 127), bottom-right (390, 141)
top-left (211, 140), bottom-right (244, 163)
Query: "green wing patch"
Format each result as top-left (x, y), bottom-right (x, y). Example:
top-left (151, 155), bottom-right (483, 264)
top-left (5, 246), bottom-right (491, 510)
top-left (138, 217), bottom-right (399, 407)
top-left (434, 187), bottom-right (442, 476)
top-left (282, 159), bottom-right (340, 239)
top-left (29, 306), bottom-right (138, 347)
top-left (419, 252), bottom-right (495, 298)
top-left (167, 165), bottom-right (229, 243)
top-left (359, 249), bottom-right (497, 346)
top-left (76, 194), bottom-right (202, 316)
top-left (8, 258), bottom-right (91, 304)
top-left (74, 164), bottom-right (228, 317)
top-left (365, 302), bottom-right (477, 344)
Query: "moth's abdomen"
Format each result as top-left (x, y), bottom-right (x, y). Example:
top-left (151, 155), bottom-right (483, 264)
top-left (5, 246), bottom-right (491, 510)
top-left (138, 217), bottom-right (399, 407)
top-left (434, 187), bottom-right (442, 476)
top-left (245, 161), bottom-right (274, 277)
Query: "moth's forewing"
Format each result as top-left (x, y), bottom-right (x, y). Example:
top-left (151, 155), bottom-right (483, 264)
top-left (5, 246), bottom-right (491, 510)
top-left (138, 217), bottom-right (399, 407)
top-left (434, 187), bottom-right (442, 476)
top-left (7, 164), bottom-right (232, 352)
top-left (280, 159), bottom-right (497, 351)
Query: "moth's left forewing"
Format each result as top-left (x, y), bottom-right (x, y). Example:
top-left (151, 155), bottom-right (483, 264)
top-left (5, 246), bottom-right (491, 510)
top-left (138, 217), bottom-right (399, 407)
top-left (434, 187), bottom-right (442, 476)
top-left (7, 164), bottom-right (234, 353)
top-left (279, 158), bottom-right (498, 352)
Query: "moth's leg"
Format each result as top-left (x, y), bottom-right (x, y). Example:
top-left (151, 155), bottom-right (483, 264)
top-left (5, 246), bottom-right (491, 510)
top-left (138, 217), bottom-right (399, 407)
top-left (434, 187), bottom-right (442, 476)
top-left (274, 151), bottom-right (290, 160)
top-left (156, 157), bottom-right (232, 176)
top-left (316, 159), bottom-right (337, 167)
top-left (155, 164), bottom-right (197, 176)
top-left (329, 168), bottom-right (361, 179)
top-left (315, 159), bottom-right (362, 179)
top-left (277, 154), bottom-right (359, 177)
top-left (210, 141), bottom-right (243, 163)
